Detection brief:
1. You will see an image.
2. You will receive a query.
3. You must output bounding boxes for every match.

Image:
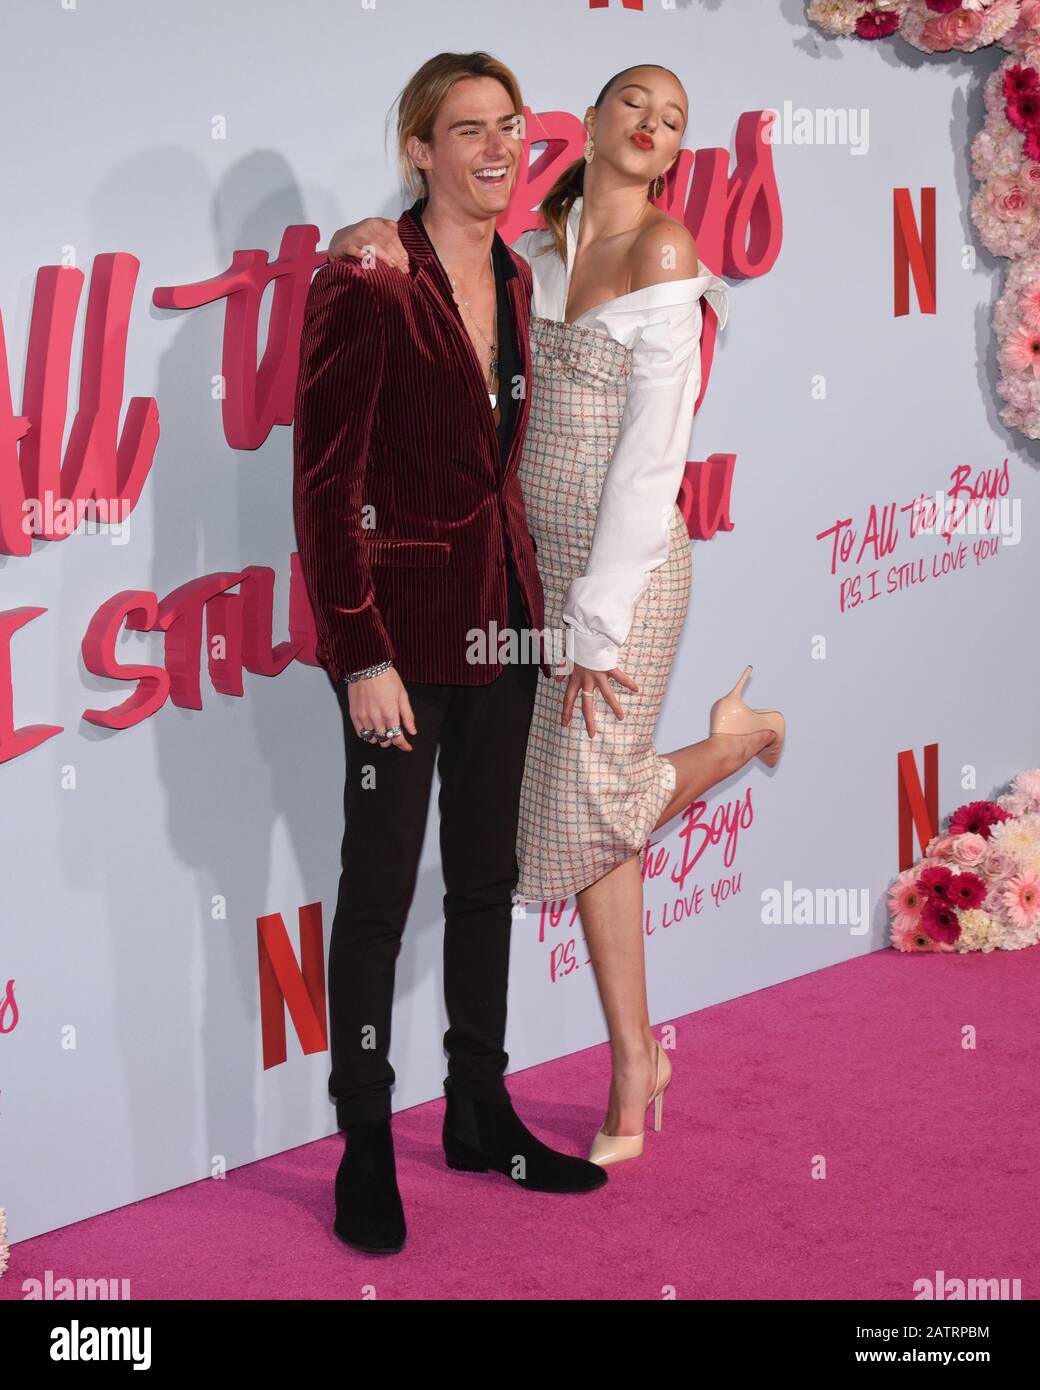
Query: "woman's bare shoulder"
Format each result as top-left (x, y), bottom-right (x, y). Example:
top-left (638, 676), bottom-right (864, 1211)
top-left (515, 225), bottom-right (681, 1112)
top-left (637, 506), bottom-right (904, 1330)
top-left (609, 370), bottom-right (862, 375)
top-left (629, 212), bottom-right (700, 290)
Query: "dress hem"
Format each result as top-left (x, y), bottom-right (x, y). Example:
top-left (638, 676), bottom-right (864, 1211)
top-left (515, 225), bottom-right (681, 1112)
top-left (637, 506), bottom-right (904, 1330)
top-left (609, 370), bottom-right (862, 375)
top-left (514, 754), bottom-right (677, 903)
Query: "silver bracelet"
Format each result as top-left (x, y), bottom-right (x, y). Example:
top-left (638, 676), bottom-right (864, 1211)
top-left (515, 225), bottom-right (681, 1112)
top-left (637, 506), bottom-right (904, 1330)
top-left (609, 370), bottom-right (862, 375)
top-left (344, 659), bottom-right (394, 683)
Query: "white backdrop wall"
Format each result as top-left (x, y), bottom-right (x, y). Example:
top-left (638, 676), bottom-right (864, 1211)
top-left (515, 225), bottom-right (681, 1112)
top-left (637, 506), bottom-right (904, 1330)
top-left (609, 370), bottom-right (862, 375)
top-left (2, 0), bottom-right (1036, 1243)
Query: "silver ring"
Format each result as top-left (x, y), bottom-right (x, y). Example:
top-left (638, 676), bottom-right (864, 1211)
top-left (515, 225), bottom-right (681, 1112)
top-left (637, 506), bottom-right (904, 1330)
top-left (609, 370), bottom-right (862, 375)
top-left (358, 727), bottom-right (376, 740)
top-left (379, 726), bottom-right (402, 740)
top-left (580, 690), bottom-right (596, 701)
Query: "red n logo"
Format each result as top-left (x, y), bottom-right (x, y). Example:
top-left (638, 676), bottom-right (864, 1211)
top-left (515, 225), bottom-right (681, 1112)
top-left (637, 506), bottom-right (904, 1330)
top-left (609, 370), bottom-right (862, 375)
top-left (893, 187), bottom-right (936, 316)
top-left (897, 744), bottom-right (939, 870)
top-left (257, 902), bottom-right (328, 1069)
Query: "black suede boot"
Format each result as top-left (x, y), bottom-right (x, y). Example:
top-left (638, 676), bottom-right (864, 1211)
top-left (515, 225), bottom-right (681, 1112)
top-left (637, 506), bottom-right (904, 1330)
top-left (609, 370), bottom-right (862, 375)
top-left (442, 1079), bottom-right (608, 1193)
top-left (333, 1117), bottom-right (406, 1254)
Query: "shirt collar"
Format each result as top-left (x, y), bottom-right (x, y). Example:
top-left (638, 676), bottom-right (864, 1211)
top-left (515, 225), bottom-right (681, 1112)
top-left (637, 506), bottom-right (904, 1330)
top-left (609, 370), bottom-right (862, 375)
top-left (564, 193), bottom-right (729, 329)
top-left (566, 195), bottom-right (583, 272)
top-left (406, 195), bottom-right (516, 280)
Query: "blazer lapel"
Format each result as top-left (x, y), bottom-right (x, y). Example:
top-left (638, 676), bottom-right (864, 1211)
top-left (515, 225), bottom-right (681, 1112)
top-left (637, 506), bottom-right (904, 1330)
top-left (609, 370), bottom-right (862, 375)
top-left (501, 265), bottom-right (531, 485)
top-left (399, 208), bottom-right (498, 471)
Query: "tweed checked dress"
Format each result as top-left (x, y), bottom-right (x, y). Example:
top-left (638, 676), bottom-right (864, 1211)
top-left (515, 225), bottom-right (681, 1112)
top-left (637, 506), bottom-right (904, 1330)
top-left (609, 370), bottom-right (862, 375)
top-left (511, 200), bottom-right (729, 902)
top-left (513, 318), bottom-right (692, 900)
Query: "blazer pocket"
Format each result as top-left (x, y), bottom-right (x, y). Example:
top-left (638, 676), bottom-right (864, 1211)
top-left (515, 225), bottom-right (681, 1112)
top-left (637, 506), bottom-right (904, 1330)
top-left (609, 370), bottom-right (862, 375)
top-left (363, 537), bottom-right (452, 567)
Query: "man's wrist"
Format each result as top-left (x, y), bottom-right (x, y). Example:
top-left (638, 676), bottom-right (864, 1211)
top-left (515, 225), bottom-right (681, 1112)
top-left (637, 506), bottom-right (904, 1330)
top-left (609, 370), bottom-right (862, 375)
top-left (343, 658), bottom-right (394, 684)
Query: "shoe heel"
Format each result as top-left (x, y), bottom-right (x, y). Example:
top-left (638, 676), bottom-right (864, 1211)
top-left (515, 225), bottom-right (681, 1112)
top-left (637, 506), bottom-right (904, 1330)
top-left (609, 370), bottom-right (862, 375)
top-left (709, 665), bottom-right (754, 732)
top-left (653, 1088), bottom-right (664, 1133)
top-left (709, 663), bottom-right (785, 767)
top-left (650, 1041), bottom-right (669, 1134)
top-left (758, 715), bottom-right (786, 767)
top-left (443, 1134), bottom-right (489, 1172)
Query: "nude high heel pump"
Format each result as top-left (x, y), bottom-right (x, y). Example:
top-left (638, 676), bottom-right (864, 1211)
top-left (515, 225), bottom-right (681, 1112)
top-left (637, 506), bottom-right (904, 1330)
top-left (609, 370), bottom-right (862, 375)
top-left (588, 1040), bottom-right (672, 1167)
top-left (709, 664), bottom-right (786, 768)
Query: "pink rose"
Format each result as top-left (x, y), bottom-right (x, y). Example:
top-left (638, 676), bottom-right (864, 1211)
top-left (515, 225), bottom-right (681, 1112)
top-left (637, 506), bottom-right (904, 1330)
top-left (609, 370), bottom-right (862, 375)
top-left (1021, 161), bottom-right (1040, 191)
top-left (983, 847), bottom-right (1016, 879)
top-left (1006, 0), bottom-right (1040, 51)
top-left (949, 832), bottom-right (989, 867)
top-left (921, 9), bottom-right (983, 51)
top-left (984, 888), bottom-right (1009, 921)
top-left (988, 174), bottom-right (1034, 221)
top-left (925, 834), bottom-right (958, 859)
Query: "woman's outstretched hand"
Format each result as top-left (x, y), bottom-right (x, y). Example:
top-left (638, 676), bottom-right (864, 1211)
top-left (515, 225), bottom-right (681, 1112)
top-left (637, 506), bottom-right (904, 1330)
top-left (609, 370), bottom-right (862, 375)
top-left (326, 218), bottom-right (410, 273)
top-left (558, 662), bottom-right (640, 739)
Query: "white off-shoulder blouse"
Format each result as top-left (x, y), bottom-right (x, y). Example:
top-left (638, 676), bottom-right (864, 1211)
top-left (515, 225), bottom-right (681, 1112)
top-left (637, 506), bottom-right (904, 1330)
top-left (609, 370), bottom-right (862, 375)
top-left (512, 196), bottom-right (730, 671)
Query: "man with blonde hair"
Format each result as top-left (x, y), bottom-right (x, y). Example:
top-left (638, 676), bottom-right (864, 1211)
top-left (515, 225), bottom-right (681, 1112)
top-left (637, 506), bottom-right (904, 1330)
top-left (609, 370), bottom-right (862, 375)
top-left (293, 51), bottom-right (607, 1256)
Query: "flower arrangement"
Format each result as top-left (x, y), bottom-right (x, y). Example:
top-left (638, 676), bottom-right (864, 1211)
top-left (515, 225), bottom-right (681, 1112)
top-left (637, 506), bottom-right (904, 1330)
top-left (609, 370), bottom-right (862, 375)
top-left (889, 767), bottom-right (1040, 950)
top-left (807, 1), bottom-right (1021, 53)
top-left (806, 1), bottom-right (1040, 438)
top-left (0, 1207), bottom-right (8, 1279)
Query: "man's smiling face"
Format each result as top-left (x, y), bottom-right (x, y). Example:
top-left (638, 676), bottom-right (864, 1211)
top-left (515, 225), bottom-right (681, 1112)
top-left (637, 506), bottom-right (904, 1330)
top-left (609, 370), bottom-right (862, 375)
top-left (409, 75), bottom-right (523, 218)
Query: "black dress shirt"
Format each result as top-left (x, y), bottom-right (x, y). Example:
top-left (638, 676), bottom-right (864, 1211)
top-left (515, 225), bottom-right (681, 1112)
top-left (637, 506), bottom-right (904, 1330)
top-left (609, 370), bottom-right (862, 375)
top-left (412, 198), bottom-right (528, 633)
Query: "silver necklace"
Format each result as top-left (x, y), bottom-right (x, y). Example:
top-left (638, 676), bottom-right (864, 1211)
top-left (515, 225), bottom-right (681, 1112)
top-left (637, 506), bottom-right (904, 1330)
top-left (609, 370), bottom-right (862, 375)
top-left (445, 253), bottom-right (499, 408)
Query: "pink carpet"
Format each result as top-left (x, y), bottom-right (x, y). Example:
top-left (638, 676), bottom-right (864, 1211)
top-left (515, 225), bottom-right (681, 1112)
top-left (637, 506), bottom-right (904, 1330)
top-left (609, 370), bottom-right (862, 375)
top-left (4, 947), bottom-right (1038, 1300)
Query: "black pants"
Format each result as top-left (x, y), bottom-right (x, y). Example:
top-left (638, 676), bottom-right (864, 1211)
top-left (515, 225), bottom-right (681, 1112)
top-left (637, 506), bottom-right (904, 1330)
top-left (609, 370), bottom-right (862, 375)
top-left (328, 574), bottom-right (539, 1127)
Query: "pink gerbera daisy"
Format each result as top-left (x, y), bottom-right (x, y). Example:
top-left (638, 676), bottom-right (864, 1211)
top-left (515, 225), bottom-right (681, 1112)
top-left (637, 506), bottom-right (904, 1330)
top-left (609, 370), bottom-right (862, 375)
top-left (918, 863), bottom-right (956, 902)
top-left (1007, 89), bottom-right (1040, 132)
top-left (1002, 870), bottom-right (1040, 929)
top-left (1002, 325), bottom-right (1040, 375)
top-left (891, 915), bottom-right (947, 953)
top-left (950, 871), bottom-right (987, 909)
top-left (921, 900), bottom-right (962, 944)
top-left (1004, 64), bottom-right (1040, 101)
top-left (948, 801), bottom-right (1012, 839)
top-left (888, 870), bottom-right (927, 919)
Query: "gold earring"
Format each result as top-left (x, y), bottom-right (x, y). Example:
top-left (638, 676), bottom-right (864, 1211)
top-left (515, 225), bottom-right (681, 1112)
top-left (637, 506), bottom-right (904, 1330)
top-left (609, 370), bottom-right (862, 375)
top-left (584, 132), bottom-right (594, 164)
top-left (653, 173), bottom-right (666, 199)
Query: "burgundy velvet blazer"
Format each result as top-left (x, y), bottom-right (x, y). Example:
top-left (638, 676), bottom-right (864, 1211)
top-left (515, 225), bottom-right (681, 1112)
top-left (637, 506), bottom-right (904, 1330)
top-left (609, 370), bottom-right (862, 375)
top-left (292, 205), bottom-right (545, 686)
